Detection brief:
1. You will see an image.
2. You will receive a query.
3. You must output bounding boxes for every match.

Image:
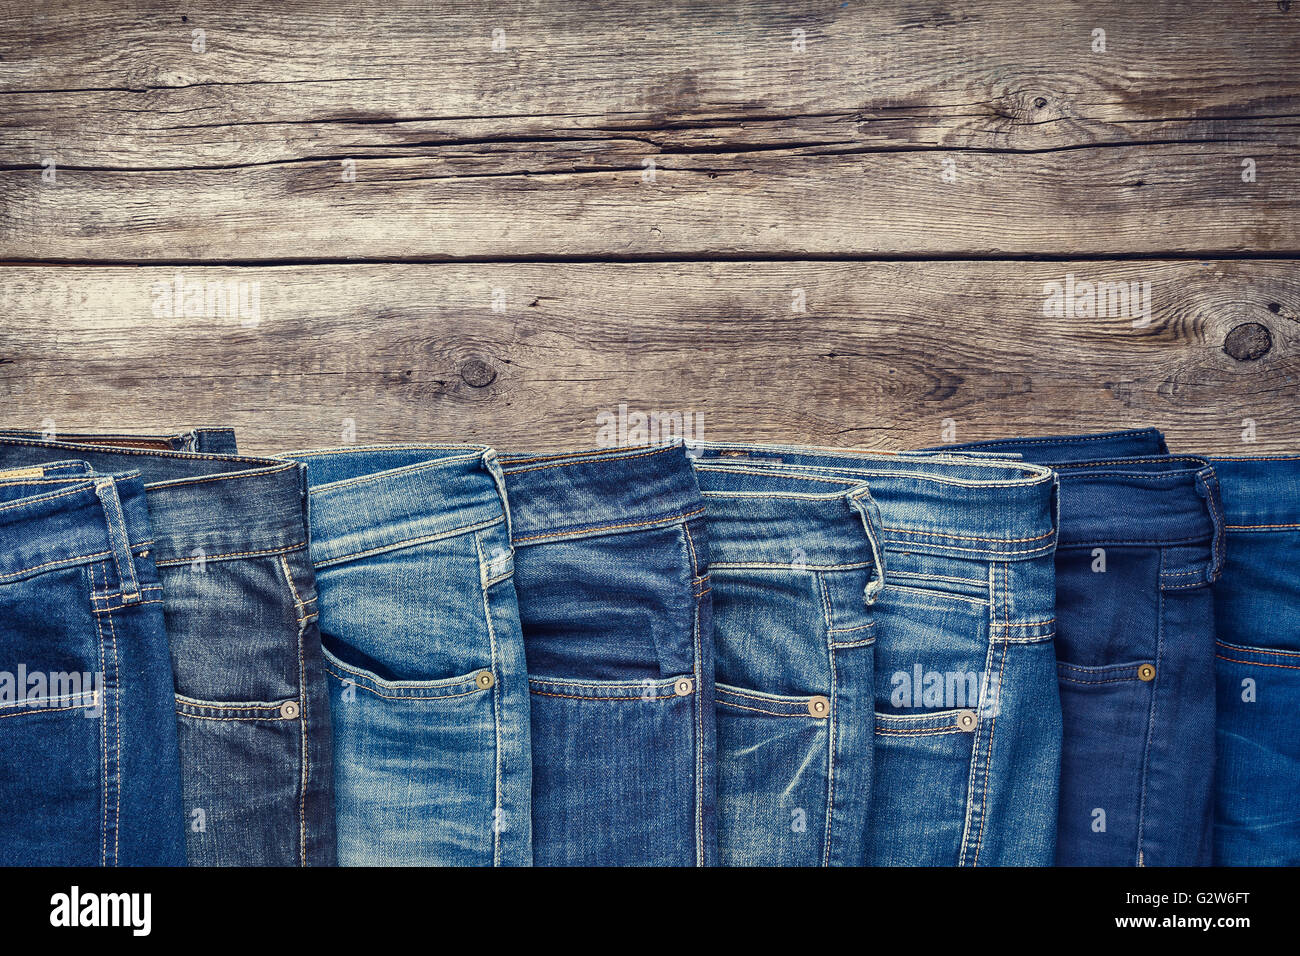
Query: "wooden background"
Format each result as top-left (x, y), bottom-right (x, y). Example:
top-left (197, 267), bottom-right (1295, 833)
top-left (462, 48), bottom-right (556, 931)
top-left (1, 0), bottom-right (1297, 454)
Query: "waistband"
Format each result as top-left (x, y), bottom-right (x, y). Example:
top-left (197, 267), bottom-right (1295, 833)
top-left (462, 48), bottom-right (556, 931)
top-left (0, 461), bottom-right (155, 602)
top-left (690, 442), bottom-right (1057, 561)
top-left (282, 444), bottom-right (510, 567)
top-left (0, 428), bottom-right (238, 455)
top-left (1050, 460), bottom-right (1222, 580)
top-left (499, 444), bottom-right (704, 546)
top-left (0, 437), bottom-right (307, 565)
top-left (1206, 454), bottom-right (1300, 531)
top-left (692, 463), bottom-right (886, 601)
top-left (930, 427), bottom-right (1169, 462)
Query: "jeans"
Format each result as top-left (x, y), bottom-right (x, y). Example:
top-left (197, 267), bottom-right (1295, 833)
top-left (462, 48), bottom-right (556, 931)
top-left (500, 444), bottom-right (715, 866)
top-left (0, 462), bottom-right (186, 865)
top-left (690, 458), bottom-right (884, 865)
top-left (940, 432), bottom-right (1223, 866)
top-left (691, 444), bottom-right (1061, 866)
top-left (1208, 454), bottom-right (1300, 865)
top-left (0, 436), bottom-right (336, 866)
top-left (286, 444), bottom-right (531, 866)
top-left (0, 427), bottom-right (239, 455)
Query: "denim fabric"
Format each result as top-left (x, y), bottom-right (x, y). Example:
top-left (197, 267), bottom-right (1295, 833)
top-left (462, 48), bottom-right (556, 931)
top-left (943, 434), bottom-right (1223, 866)
top-left (0, 428), bottom-right (238, 455)
top-left (691, 444), bottom-right (1061, 866)
top-left (500, 444), bottom-right (715, 866)
top-left (0, 462), bottom-right (186, 865)
top-left (285, 444), bottom-right (531, 866)
top-left (0, 437), bottom-right (335, 866)
top-left (927, 427), bottom-right (1168, 462)
top-left (689, 460), bottom-right (883, 866)
top-left (1208, 455), bottom-right (1300, 865)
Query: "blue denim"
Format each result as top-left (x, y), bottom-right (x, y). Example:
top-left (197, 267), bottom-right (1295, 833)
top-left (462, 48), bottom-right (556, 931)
top-left (1208, 454), bottom-right (1300, 865)
top-left (929, 427), bottom-right (1168, 462)
top-left (286, 444), bottom-right (531, 866)
top-left (690, 459), bottom-right (883, 866)
top-left (500, 444), bottom-right (715, 866)
top-left (0, 437), bottom-right (336, 866)
top-left (691, 444), bottom-right (1061, 866)
top-left (0, 461), bottom-right (186, 865)
top-left (0, 428), bottom-right (238, 455)
top-left (942, 433), bottom-right (1223, 866)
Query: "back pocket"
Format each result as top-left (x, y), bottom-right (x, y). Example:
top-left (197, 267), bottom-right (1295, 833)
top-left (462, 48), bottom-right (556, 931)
top-left (1054, 660), bottom-right (1155, 865)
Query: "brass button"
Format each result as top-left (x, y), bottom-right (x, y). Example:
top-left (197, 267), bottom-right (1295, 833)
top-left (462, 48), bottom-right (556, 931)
top-left (674, 678), bottom-right (694, 697)
top-left (280, 700), bottom-right (300, 719)
top-left (1138, 664), bottom-right (1156, 682)
top-left (956, 709), bottom-right (977, 732)
top-left (807, 696), bottom-right (830, 718)
top-left (476, 670), bottom-right (495, 690)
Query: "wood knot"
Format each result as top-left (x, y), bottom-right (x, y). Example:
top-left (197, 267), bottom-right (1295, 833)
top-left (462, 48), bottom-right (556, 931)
top-left (459, 358), bottom-right (497, 387)
top-left (1223, 323), bottom-right (1272, 361)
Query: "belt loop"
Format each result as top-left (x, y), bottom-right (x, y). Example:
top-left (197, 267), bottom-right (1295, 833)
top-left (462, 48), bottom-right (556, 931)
top-left (848, 484), bottom-right (887, 605)
top-left (481, 448), bottom-right (514, 546)
top-left (93, 476), bottom-right (142, 604)
top-left (1195, 465), bottom-right (1227, 584)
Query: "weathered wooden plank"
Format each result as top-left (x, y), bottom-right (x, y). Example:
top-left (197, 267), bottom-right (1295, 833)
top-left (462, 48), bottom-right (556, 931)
top-left (1, 0), bottom-right (1297, 258)
top-left (1, 261), bottom-right (1295, 453)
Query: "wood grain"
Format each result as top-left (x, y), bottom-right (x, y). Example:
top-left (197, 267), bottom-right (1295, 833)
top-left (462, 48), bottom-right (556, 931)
top-left (1, 0), bottom-right (1297, 258)
top-left (1, 262), bottom-right (1295, 453)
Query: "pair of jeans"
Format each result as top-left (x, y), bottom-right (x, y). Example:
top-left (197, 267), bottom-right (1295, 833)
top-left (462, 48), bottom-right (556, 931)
top-left (0, 428), bottom-right (239, 456)
top-left (690, 458), bottom-right (883, 865)
top-left (0, 461), bottom-right (185, 865)
top-left (500, 444), bottom-right (715, 866)
top-left (0, 435), bottom-right (336, 866)
top-left (939, 430), bottom-right (1223, 866)
top-left (286, 444), bottom-right (531, 866)
top-left (1209, 454), bottom-right (1300, 864)
top-left (691, 443), bottom-right (1062, 866)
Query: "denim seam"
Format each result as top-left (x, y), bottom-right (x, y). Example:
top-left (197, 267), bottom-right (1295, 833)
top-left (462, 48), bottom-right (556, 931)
top-left (717, 697), bottom-right (814, 718)
top-left (474, 532), bottom-right (505, 867)
top-left (0, 700), bottom-right (99, 719)
top-left (709, 560), bottom-right (874, 571)
top-left (1134, 556), bottom-right (1166, 866)
top-left (90, 560), bottom-right (108, 866)
top-left (830, 636), bottom-right (875, 649)
top-left (313, 516), bottom-right (502, 568)
top-left (818, 571), bottom-right (837, 867)
top-left (1225, 522), bottom-right (1300, 530)
top-left (827, 621), bottom-right (875, 635)
top-left (323, 666), bottom-right (485, 700)
top-left (697, 461), bottom-right (1050, 489)
top-left (882, 539), bottom-right (1054, 558)
top-left (502, 445), bottom-right (677, 473)
top-left (887, 583), bottom-right (989, 607)
top-left (529, 689), bottom-right (684, 702)
top-left (945, 429), bottom-right (1160, 450)
top-left (0, 484), bottom-right (91, 513)
top-left (144, 464), bottom-right (301, 492)
top-left (101, 563), bottom-right (123, 867)
top-left (303, 454), bottom-right (484, 496)
top-left (0, 690), bottom-right (99, 711)
top-left (277, 554), bottom-right (310, 865)
top-left (682, 519), bottom-right (706, 866)
top-left (883, 526), bottom-right (1055, 545)
top-left (972, 634), bottom-right (1009, 866)
top-left (512, 507), bottom-right (706, 545)
top-left (153, 542), bottom-right (307, 567)
top-left (1215, 640), bottom-right (1300, 658)
top-left (1214, 654), bottom-right (1300, 670)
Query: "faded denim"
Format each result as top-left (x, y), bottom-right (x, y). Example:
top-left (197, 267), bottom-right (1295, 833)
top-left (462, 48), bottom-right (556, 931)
top-left (286, 444), bottom-right (531, 866)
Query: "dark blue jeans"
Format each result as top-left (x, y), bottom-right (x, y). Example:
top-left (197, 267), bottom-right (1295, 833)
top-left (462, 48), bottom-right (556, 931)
top-left (1208, 454), bottom-right (1300, 865)
top-left (501, 445), bottom-right (715, 866)
top-left (0, 436), bottom-right (336, 866)
top-left (0, 462), bottom-right (186, 865)
top-left (938, 431), bottom-right (1223, 866)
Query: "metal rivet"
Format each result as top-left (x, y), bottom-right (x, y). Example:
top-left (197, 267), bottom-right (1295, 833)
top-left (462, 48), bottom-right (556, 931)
top-left (476, 670), bottom-right (495, 690)
top-left (675, 678), bottom-right (694, 697)
top-left (1138, 664), bottom-right (1156, 682)
top-left (280, 700), bottom-right (300, 719)
top-left (807, 695), bottom-right (830, 718)
top-left (956, 709), bottom-right (977, 731)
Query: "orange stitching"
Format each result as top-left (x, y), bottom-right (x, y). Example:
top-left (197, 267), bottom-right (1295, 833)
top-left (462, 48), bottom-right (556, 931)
top-left (1216, 641), bottom-right (1300, 658)
top-left (0, 701), bottom-right (98, 720)
top-left (502, 445), bottom-right (678, 472)
top-left (1225, 522), bottom-right (1300, 530)
top-left (1215, 655), bottom-right (1300, 671)
top-left (513, 507), bottom-right (706, 544)
top-left (529, 689), bottom-right (681, 702)
top-left (882, 525), bottom-right (1055, 544)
